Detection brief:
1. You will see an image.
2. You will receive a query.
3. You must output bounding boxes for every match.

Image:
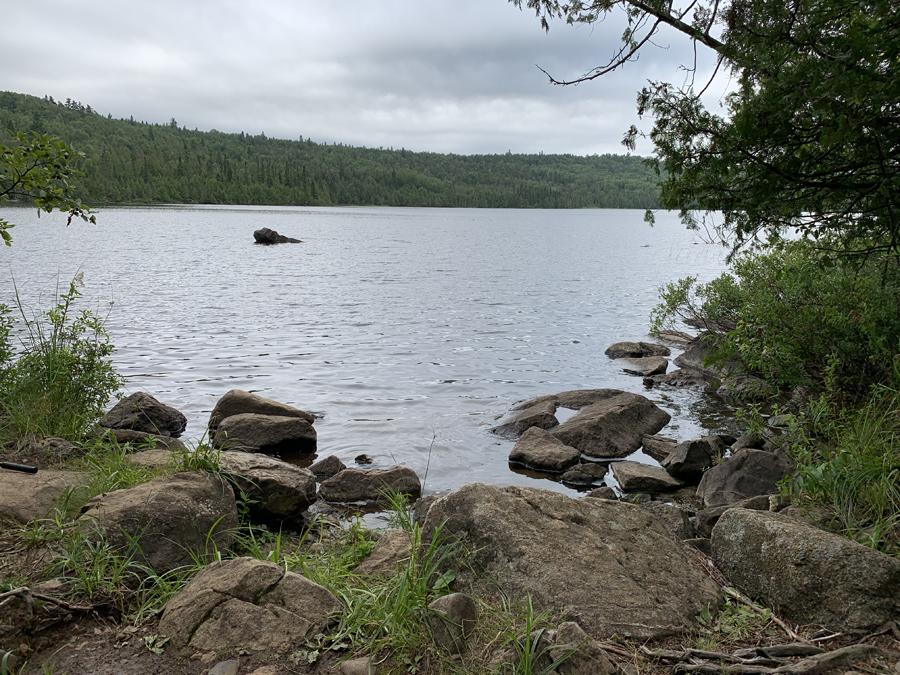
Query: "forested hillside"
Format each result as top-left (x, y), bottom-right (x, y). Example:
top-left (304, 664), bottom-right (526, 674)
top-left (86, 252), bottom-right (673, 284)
top-left (0, 91), bottom-right (658, 209)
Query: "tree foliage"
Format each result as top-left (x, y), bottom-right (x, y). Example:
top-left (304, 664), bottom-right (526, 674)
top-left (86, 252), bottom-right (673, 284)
top-left (513, 0), bottom-right (900, 260)
top-left (0, 91), bottom-right (660, 210)
top-left (0, 129), bottom-right (95, 246)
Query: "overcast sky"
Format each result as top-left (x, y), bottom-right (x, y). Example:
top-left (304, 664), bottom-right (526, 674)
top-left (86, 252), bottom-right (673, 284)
top-left (3, 0), bottom-right (723, 156)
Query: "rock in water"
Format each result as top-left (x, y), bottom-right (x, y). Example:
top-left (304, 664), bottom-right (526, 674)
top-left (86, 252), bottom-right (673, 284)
top-left (214, 413), bottom-right (317, 454)
top-left (253, 227), bottom-right (301, 244)
top-left (421, 483), bottom-right (721, 639)
top-left (509, 427), bottom-right (581, 473)
top-left (550, 391), bottom-right (671, 459)
top-left (101, 392), bottom-right (187, 438)
top-left (713, 509), bottom-right (900, 632)
top-left (208, 389), bottom-right (315, 436)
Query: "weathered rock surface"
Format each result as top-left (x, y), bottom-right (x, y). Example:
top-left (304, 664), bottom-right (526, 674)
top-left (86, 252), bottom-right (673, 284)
top-left (253, 227), bottom-right (301, 245)
top-left (697, 448), bottom-right (791, 507)
top-left (641, 435), bottom-right (678, 462)
top-left (318, 466), bottom-right (421, 503)
top-left (551, 622), bottom-right (617, 675)
top-left (218, 452), bottom-right (316, 521)
top-left (208, 389), bottom-right (314, 435)
top-left (492, 400), bottom-right (559, 438)
top-left (100, 392), bottom-right (187, 438)
top-left (694, 495), bottom-right (772, 538)
top-left (605, 342), bottom-right (671, 359)
top-left (639, 501), bottom-right (694, 539)
top-left (159, 557), bottom-right (340, 651)
top-left (586, 486), bottom-right (617, 500)
top-left (509, 427), bottom-right (581, 473)
top-left (731, 434), bottom-right (766, 452)
top-left (77, 472), bottom-right (238, 574)
top-left (309, 454), bottom-right (346, 479)
top-left (512, 389), bottom-right (626, 413)
top-left (0, 470), bottom-right (87, 523)
top-left (425, 593), bottom-right (478, 655)
top-left (560, 462), bottom-right (609, 485)
top-left (214, 413), bottom-right (317, 454)
top-left (612, 461), bottom-right (684, 492)
top-left (660, 438), bottom-right (719, 482)
top-left (421, 483), bottom-right (722, 639)
top-left (622, 356), bottom-right (668, 377)
top-left (354, 529), bottom-right (413, 576)
top-left (713, 509), bottom-right (900, 632)
top-left (550, 392), bottom-right (670, 459)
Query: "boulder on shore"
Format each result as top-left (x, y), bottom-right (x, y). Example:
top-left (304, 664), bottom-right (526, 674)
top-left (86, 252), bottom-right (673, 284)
top-left (697, 448), bottom-right (791, 507)
top-left (77, 472), bottom-right (238, 574)
top-left (0, 470), bottom-right (88, 523)
top-left (218, 451), bottom-right (317, 521)
top-left (550, 391), bottom-right (670, 459)
top-left (713, 509), bottom-right (900, 632)
top-left (208, 389), bottom-right (315, 436)
top-left (605, 341), bottom-right (671, 359)
top-left (159, 557), bottom-right (340, 651)
top-left (213, 413), bottom-right (317, 454)
top-left (491, 399), bottom-right (559, 439)
top-left (509, 427), bottom-right (581, 473)
top-left (318, 466), bottom-right (422, 503)
top-left (100, 392), bottom-right (187, 438)
top-left (253, 227), bottom-right (302, 244)
top-left (611, 461), bottom-right (684, 492)
top-left (622, 356), bottom-right (668, 377)
top-left (421, 483), bottom-right (722, 639)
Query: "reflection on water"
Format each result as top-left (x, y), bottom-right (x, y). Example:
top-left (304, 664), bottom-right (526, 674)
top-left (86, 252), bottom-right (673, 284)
top-left (1, 205), bottom-right (731, 497)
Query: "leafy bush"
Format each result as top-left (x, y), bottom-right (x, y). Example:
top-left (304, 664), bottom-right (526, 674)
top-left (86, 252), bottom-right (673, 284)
top-left (651, 239), bottom-right (900, 398)
top-left (0, 280), bottom-right (123, 443)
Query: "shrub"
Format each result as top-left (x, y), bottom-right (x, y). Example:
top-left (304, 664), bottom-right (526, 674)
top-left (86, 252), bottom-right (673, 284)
top-left (651, 239), bottom-right (900, 398)
top-left (0, 280), bottom-right (123, 443)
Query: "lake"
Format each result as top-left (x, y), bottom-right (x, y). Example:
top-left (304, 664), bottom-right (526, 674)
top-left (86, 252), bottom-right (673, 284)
top-left (1, 205), bottom-right (729, 497)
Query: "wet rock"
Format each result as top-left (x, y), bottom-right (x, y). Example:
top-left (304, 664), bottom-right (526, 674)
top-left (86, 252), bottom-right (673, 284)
top-left (643, 368), bottom-right (709, 389)
top-left (101, 392), bottom-right (187, 438)
top-left (509, 427), bottom-right (581, 473)
top-left (354, 529), bottom-right (413, 576)
top-left (492, 400), bottom-right (559, 439)
top-left (208, 389), bottom-right (314, 435)
top-left (660, 438), bottom-right (719, 482)
top-left (0, 470), bottom-right (88, 523)
top-left (622, 356), bottom-right (668, 377)
top-left (421, 484), bottom-right (721, 639)
top-left (425, 593), bottom-right (478, 655)
top-left (253, 227), bottom-right (301, 244)
top-left (561, 462), bottom-right (609, 486)
top-left (611, 461), bottom-right (684, 492)
top-left (550, 391), bottom-right (670, 459)
top-left (218, 452), bottom-right (316, 521)
top-left (77, 472), bottom-right (238, 574)
top-left (697, 448), bottom-right (791, 508)
top-left (318, 466), bottom-right (421, 503)
top-left (159, 557), bottom-right (340, 651)
top-left (309, 454), bottom-right (346, 479)
top-left (641, 434), bottom-right (678, 462)
top-left (713, 509), bottom-right (900, 632)
top-left (605, 341), bottom-right (670, 359)
top-left (639, 501), bottom-right (694, 539)
top-left (214, 413), bottom-right (317, 454)
top-left (586, 486), bottom-right (617, 500)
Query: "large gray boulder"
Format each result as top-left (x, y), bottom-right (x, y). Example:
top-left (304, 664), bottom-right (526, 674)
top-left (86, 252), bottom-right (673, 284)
top-left (421, 484), bottom-right (722, 639)
top-left (77, 472), bottom-right (238, 574)
top-left (208, 389), bottom-right (314, 435)
top-left (159, 557), bottom-right (340, 651)
top-left (100, 392), bottom-right (187, 438)
top-left (712, 509), bottom-right (900, 632)
top-left (641, 435), bottom-right (678, 462)
top-left (697, 448), bottom-right (791, 507)
top-left (217, 452), bottom-right (316, 521)
top-left (550, 392), bottom-right (671, 459)
top-left (318, 466), bottom-right (422, 503)
top-left (214, 413), bottom-right (317, 454)
top-left (509, 427), bottom-right (581, 473)
top-left (660, 438), bottom-right (719, 482)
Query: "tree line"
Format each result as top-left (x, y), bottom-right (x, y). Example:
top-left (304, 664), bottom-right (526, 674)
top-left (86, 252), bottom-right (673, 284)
top-left (0, 91), bottom-right (660, 209)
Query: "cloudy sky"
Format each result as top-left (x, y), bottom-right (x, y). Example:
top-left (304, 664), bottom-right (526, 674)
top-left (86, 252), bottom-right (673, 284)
top-left (4, 0), bottom-right (722, 156)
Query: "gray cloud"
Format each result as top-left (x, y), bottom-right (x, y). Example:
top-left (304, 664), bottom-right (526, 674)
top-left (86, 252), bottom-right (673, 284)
top-left (3, 0), bottom-right (722, 155)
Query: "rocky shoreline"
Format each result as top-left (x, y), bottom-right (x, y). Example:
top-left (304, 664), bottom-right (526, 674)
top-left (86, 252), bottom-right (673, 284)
top-left (0, 336), bottom-right (898, 674)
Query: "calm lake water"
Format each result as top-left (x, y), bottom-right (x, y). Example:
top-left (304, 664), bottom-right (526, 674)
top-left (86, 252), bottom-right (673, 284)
top-left (1, 205), bottom-right (729, 497)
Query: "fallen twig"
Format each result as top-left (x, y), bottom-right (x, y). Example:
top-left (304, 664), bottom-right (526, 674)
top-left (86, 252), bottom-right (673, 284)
top-left (0, 586), bottom-right (93, 614)
top-left (722, 586), bottom-right (807, 644)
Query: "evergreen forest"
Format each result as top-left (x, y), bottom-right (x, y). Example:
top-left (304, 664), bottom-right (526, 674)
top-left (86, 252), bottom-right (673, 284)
top-left (0, 91), bottom-right (659, 209)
